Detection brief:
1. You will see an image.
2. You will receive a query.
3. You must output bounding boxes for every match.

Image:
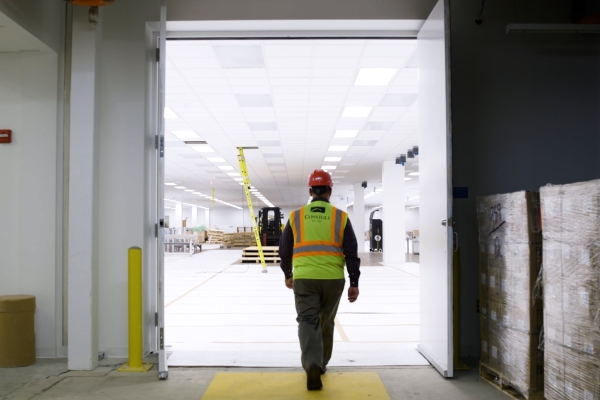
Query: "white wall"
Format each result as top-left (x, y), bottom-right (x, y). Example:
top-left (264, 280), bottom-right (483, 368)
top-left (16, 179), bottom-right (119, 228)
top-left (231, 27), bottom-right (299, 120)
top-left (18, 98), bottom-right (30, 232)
top-left (0, 0), bottom-right (63, 52)
top-left (96, 0), bottom-right (161, 357)
top-left (0, 52), bottom-right (59, 357)
top-left (405, 208), bottom-right (419, 232)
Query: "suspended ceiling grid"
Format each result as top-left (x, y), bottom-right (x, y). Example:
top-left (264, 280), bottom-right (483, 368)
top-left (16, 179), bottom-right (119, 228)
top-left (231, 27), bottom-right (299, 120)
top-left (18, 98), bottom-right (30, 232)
top-left (164, 39), bottom-right (420, 209)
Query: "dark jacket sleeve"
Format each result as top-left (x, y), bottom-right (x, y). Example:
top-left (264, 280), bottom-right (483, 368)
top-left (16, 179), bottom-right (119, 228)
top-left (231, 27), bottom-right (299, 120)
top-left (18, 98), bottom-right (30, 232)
top-left (343, 218), bottom-right (361, 287)
top-left (279, 220), bottom-right (294, 279)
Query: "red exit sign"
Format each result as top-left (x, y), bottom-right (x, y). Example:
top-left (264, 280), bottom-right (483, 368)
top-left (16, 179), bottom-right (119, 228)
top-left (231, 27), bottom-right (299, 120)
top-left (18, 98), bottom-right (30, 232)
top-left (0, 130), bottom-right (11, 143)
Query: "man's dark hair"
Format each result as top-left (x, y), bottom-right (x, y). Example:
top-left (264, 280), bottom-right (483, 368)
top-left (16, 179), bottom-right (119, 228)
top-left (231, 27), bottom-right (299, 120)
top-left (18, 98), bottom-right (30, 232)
top-left (311, 186), bottom-right (331, 195)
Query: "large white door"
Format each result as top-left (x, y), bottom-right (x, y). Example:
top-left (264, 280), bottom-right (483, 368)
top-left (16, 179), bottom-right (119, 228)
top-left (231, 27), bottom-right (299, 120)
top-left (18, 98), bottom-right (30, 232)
top-left (417, 0), bottom-right (454, 378)
top-left (156, 0), bottom-right (168, 380)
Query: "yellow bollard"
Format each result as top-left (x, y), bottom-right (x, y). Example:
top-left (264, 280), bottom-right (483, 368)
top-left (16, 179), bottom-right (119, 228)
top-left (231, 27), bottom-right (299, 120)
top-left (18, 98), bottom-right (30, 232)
top-left (118, 247), bottom-right (153, 372)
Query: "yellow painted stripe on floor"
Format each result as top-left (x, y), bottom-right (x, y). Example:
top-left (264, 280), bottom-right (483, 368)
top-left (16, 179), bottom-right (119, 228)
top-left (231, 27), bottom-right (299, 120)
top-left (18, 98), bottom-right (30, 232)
top-left (201, 372), bottom-right (390, 400)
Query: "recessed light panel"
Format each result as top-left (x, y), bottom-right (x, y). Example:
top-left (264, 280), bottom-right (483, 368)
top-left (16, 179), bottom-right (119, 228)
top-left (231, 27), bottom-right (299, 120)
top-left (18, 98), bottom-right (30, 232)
top-left (164, 107), bottom-right (178, 119)
top-left (164, 183), bottom-right (177, 186)
top-left (324, 157), bottom-right (342, 162)
top-left (214, 46), bottom-right (265, 69)
top-left (362, 121), bottom-right (395, 131)
top-left (354, 68), bottom-right (397, 86)
top-left (353, 140), bottom-right (378, 146)
top-left (409, 172), bottom-right (420, 176)
top-left (334, 130), bottom-right (358, 137)
top-left (219, 166), bottom-right (234, 170)
top-left (257, 140), bottom-right (281, 147)
top-left (342, 107), bottom-right (372, 118)
top-left (249, 122), bottom-right (278, 131)
top-left (236, 94), bottom-right (272, 107)
top-left (207, 158), bottom-right (225, 162)
top-left (379, 93), bottom-right (418, 107)
top-left (322, 166), bottom-right (337, 170)
top-left (172, 130), bottom-right (200, 139)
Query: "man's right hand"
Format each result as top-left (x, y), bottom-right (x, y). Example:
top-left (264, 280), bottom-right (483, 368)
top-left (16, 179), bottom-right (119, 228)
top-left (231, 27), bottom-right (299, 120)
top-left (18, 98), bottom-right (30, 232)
top-left (285, 277), bottom-right (294, 289)
top-left (348, 287), bottom-right (359, 303)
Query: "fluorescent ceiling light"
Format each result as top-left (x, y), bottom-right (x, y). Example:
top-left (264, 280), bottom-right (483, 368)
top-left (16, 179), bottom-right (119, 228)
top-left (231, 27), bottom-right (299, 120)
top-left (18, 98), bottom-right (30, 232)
top-left (184, 189), bottom-right (194, 192)
top-left (213, 46), bottom-right (265, 69)
top-left (322, 166), bottom-right (337, 170)
top-left (342, 107), bottom-right (372, 118)
top-left (164, 183), bottom-right (177, 186)
top-left (324, 157), bottom-right (342, 162)
top-left (207, 158), bottom-right (225, 163)
top-left (164, 107), bottom-right (178, 119)
top-left (193, 192), bottom-right (202, 194)
top-left (354, 68), bottom-right (397, 86)
top-left (234, 178), bottom-right (244, 181)
top-left (174, 186), bottom-right (186, 189)
top-left (334, 130), bottom-right (358, 137)
top-left (249, 189), bottom-right (258, 192)
top-left (404, 178), bottom-right (412, 181)
top-left (408, 172), bottom-right (420, 176)
top-left (227, 173), bottom-right (241, 176)
top-left (172, 130), bottom-right (200, 139)
top-left (328, 145), bottom-right (349, 152)
top-left (218, 166), bottom-right (234, 170)
top-left (236, 94), bottom-right (272, 107)
top-left (190, 145), bottom-right (215, 153)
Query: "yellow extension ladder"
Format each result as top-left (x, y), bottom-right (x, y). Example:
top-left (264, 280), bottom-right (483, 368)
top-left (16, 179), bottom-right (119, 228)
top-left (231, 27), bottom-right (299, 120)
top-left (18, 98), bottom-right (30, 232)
top-left (237, 147), bottom-right (267, 273)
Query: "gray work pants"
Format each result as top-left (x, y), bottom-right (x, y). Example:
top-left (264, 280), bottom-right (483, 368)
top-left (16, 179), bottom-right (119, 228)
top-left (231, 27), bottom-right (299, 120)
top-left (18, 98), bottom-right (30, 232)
top-left (293, 279), bottom-right (345, 373)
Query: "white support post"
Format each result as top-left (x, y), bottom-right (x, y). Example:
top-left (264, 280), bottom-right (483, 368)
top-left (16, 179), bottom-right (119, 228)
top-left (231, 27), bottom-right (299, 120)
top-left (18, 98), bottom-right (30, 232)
top-left (352, 183), bottom-right (365, 252)
top-left (204, 209), bottom-right (210, 229)
top-left (382, 160), bottom-right (406, 264)
top-left (67, 6), bottom-right (101, 371)
top-left (191, 206), bottom-right (198, 227)
top-left (175, 201), bottom-right (182, 228)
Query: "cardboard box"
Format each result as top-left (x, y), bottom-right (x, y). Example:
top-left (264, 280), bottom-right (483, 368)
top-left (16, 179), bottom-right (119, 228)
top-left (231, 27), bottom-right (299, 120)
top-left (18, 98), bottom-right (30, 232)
top-left (0, 295), bottom-right (36, 367)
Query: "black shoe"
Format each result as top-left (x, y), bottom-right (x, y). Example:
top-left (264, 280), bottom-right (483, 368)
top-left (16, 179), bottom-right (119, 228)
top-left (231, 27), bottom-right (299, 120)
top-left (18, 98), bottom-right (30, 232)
top-left (307, 368), bottom-right (323, 390)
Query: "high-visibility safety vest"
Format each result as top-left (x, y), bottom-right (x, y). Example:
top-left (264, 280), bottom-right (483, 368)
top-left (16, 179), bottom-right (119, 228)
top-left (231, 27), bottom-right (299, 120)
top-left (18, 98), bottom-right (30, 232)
top-left (289, 200), bottom-right (348, 280)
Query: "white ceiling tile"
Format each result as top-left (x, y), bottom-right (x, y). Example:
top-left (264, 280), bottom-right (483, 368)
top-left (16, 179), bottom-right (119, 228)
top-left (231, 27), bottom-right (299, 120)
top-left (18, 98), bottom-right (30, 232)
top-left (224, 69), bottom-right (268, 78)
top-left (170, 58), bottom-right (221, 69)
top-left (187, 78), bottom-right (230, 87)
top-left (311, 77), bottom-right (353, 86)
top-left (359, 57), bottom-right (408, 68)
top-left (314, 44), bottom-right (363, 57)
top-left (166, 93), bottom-right (199, 102)
top-left (165, 78), bottom-right (189, 87)
top-left (363, 43), bottom-right (416, 57)
top-left (190, 86), bottom-right (234, 94)
top-left (313, 58), bottom-right (359, 68)
top-left (369, 107), bottom-right (408, 119)
top-left (264, 45), bottom-right (312, 58)
top-left (213, 46), bottom-right (265, 68)
top-left (310, 86), bottom-right (348, 94)
top-left (270, 78), bottom-right (311, 86)
top-left (269, 68), bottom-right (311, 78)
top-left (178, 69), bottom-right (225, 79)
top-left (387, 85), bottom-right (418, 94)
top-left (268, 58), bottom-right (312, 68)
top-left (392, 76), bottom-right (419, 86)
top-left (271, 86), bottom-right (311, 94)
top-left (229, 78), bottom-right (270, 87)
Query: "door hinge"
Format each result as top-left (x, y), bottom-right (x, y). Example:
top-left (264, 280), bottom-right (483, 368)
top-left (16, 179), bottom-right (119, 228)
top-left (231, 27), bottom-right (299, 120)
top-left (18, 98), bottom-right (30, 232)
top-left (159, 327), bottom-right (164, 350)
top-left (155, 135), bottom-right (158, 149)
top-left (155, 312), bottom-right (159, 326)
top-left (155, 223), bottom-right (158, 237)
top-left (156, 48), bottom-right (160, 62)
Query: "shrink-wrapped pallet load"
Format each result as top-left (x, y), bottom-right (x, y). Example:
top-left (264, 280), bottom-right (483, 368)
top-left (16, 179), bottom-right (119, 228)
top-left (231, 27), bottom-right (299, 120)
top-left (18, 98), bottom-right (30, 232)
top-left (477, 191), bottom-right (544, 399)
top-left (541, 179), bottom-right (600, 400)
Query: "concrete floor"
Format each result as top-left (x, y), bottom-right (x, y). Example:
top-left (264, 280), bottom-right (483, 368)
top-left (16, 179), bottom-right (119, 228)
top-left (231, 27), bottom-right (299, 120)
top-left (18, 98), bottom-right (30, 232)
top-left (0, 358), bottom-right (511, 399)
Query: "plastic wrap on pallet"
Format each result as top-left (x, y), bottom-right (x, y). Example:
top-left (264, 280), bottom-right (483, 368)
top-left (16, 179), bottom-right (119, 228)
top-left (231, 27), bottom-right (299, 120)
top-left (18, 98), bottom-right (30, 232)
top-left (541, 179), bottom-right (600, 400)
top-left (477, 191), bottom-right (544, 398)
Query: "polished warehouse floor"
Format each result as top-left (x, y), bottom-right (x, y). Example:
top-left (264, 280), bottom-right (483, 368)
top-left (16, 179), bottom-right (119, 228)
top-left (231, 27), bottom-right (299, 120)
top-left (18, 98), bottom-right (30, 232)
top-left (164, 249), bottom-right (427, 367)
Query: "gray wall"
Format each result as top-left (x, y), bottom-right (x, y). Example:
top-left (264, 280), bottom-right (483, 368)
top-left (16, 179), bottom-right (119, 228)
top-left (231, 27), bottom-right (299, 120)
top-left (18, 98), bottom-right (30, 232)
top-left (167, 0), bottom-right (438, 21)
top-left (450, 0), bottom-right (600, 356)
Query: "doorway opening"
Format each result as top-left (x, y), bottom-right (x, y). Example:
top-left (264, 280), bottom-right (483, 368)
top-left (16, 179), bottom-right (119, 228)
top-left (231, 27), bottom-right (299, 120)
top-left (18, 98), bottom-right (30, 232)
top-left (160, 37), bottom-right (427, 367)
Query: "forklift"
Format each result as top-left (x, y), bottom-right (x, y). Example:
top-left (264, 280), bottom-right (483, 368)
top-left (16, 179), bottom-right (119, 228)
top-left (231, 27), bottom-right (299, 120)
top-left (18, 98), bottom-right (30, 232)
top-left (257, 207), bottom-right (284, 246)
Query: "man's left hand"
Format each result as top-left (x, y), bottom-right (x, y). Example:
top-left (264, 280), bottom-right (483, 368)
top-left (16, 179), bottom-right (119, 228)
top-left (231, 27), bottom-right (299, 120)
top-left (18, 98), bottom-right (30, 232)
top-left (285, 277), bottom-right (294, 289)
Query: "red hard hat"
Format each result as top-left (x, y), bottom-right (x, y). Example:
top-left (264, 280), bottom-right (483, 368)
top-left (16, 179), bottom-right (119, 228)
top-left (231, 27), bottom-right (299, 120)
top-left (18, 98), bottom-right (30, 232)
top-left (307, 169), bottom-right (333, 187)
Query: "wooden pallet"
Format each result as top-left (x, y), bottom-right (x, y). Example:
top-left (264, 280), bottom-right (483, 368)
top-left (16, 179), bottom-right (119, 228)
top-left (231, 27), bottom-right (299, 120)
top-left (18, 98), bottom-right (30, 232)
top-left (240, 257), bottom-right (281, 264)
top-left (479, 363), bottom-right (544, 400)
top-left (241, 246), bottom-right (280, 263)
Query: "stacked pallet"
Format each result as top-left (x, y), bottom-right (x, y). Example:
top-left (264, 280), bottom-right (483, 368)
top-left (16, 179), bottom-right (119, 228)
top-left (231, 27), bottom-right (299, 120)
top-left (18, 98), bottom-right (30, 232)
top-left (477, 191), bottom-right (544, 399)
top-left (233, 232), bottom-right (255, 247)
top-left (223, 233), bottom-right (235, 247)
top-left (541, 180), bottom-right (600, 400)
top-left (207, 229), bottom-right (224, 244)
top-left (237, 227), bottom-right (253, 233)
top-left (241, 246), bottom-right (280, 263)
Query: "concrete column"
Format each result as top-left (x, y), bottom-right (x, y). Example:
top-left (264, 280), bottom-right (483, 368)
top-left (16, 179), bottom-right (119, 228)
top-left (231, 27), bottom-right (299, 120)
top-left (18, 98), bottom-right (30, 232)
top-left (191, 206), bottom-right (198, 227)
top-left (67, 6), bottom-right (102, 370)
top-left (175, 202), bottom-right (182, 228)
top-left (352, 183), bottom-right (365, 252)
top-left (382, 159), bottom-right (406, 264)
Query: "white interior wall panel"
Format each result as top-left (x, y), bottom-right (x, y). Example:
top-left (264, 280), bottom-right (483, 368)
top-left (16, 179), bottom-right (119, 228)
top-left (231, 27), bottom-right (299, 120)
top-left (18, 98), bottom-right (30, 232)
top-left (0, 52), bottom-right (59, 357)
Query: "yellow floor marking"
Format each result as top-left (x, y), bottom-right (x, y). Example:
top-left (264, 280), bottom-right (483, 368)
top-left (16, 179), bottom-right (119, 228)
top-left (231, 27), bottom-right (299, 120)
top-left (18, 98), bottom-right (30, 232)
top-left (201, 372), bottom-right (390, 400)
top-left (334, 317), bottom-right (350, 342)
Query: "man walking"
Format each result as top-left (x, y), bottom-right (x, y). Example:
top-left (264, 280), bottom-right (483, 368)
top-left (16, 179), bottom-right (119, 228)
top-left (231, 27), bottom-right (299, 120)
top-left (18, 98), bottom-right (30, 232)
top-left (279, 169), bottom-right (361, 390)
